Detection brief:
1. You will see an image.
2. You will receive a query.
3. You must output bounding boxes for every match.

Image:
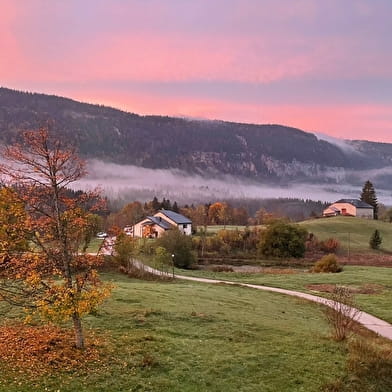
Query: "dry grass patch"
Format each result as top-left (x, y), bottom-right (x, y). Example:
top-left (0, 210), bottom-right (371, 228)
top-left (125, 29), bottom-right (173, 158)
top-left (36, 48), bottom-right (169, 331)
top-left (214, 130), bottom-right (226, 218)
top-left (307, 283), bottom-right (384, 295)
top-left (260, 267), bottom-right (299, 274)
top-left (119, 264), bottom-right (173, 281)
top-left (323, 336), bottom-right (392, 391)
top-left (206, 264), bottom-right (301, 274)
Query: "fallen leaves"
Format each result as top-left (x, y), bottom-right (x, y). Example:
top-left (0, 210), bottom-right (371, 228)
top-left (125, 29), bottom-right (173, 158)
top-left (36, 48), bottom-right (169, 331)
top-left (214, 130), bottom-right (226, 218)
top-left (0, 323), bottom-right (102, 377)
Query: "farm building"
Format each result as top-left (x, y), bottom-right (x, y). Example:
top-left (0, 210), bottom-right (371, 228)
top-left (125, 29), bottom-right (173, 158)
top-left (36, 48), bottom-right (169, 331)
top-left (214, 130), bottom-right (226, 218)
top-left (323, 199), bottom-right (374, 219)
top-left (130, 209), bottom-right (192, 238)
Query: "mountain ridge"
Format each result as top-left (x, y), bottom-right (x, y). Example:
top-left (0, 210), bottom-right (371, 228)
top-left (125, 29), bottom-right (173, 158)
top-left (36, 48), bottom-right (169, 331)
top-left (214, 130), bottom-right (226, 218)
top-left (1, 87), bottom-right (392, 188)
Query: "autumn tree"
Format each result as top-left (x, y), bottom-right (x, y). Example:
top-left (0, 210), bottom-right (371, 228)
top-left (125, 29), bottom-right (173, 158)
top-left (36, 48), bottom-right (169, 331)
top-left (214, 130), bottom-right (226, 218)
top-left (232, 207), bottom-right (249, 225)
top-left (360, 180), bottom-right (378, 219)
top-left (0, 187), bottom-right (35, 307)
top-left (107, 201), bottom-right (144, 228)
top-left (218, 203), bottom-right (232, 228)
top-left (254, 208), bottom-right (277, 225)
top-left (208, 202), bottom-right (232, 225)
top-left (0, 128), bottom-right (111, 349)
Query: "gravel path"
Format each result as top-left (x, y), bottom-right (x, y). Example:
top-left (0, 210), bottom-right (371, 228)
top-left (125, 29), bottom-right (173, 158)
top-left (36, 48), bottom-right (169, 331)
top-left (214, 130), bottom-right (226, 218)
top-left (133, 260), bottom-right (392, 341)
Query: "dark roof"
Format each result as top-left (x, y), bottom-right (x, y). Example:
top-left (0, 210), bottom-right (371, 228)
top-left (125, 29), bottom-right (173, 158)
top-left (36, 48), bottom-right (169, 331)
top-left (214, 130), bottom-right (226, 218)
top-left (335, 199), bottom-right (373, 209)
top-left (158, 209), bottom-right (192, 224)
top-left (144, 216), bottom-right (172, 230)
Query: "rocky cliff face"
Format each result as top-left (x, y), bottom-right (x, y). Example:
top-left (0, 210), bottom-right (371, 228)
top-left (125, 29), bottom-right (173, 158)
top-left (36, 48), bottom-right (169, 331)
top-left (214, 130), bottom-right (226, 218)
top-left (1, 87), bottom-right (391, 188)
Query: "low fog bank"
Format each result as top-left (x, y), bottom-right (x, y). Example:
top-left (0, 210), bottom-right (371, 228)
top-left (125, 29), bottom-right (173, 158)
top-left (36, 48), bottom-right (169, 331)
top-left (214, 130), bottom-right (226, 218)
top-left (315, 133), bottom-right (361, 155)
top-left (72, 160), bottom-right (392, 206)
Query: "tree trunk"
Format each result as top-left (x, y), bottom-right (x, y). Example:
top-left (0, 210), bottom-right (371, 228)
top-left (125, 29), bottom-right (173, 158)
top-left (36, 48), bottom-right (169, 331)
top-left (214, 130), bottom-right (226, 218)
top-left (72, 312), bottom-right (85, 349)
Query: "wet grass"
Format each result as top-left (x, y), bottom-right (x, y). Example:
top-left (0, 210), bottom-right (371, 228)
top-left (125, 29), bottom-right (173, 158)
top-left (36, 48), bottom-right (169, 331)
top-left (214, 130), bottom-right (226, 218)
top-left (175, 265), bottom-right (392, 323)
top-left (0, 272), bottom-right (349, 392)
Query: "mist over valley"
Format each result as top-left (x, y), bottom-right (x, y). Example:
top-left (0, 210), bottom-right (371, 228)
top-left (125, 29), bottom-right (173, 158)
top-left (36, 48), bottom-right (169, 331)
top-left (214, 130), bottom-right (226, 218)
top-left (1, 87), bottom-right (392, 207)
top-left (74, 159), bottom-right (392, 206)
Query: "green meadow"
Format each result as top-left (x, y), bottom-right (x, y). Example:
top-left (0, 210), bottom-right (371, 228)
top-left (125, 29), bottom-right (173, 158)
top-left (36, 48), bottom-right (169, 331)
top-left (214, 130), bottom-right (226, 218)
top-left (0, 272), bottom-right (348, 392)
top-left (175, 266), bottom-right (392, 324)
top-left (300, 216), bottom-right (392, 253)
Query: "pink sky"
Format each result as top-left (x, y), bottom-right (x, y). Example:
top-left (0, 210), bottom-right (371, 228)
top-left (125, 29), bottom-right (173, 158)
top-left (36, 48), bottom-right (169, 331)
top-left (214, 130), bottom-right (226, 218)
top-left (1, 0), bottom-right (392, 142)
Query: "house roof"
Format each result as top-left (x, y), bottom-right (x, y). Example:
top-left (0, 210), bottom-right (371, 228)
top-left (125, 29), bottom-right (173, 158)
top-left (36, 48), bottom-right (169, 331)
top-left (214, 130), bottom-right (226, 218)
top-left (143, 216), bottom-right (172, 230)
top-left (157, 209), bottom-right (192, 224)
top-left (325, 206), bottom-right (340, 212)
top-left (335, 199), bottom-right (373, 209)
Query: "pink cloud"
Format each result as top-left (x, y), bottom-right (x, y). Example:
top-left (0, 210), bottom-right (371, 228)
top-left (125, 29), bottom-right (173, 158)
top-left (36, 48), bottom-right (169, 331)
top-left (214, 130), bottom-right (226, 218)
top-left (2, 0), bottom-right (392, 85)
top-left (62, 86), bottom-right (392, 142)
top-left (0, 3), bottom-right (25, 80)
top-left (1, 1), bottom-right (392, 143)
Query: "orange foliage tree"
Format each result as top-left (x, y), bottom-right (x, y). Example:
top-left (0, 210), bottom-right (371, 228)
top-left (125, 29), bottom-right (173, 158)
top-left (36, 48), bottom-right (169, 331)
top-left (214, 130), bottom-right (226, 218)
top-left (0, 129), bottom-right (111, 349)
top-left (208, 202), bottom-right (232, 226)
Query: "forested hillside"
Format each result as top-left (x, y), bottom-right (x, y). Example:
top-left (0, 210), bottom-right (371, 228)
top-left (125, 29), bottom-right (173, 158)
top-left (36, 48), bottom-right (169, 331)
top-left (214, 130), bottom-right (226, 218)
top-left (1, 87), bottom-right (392, 186)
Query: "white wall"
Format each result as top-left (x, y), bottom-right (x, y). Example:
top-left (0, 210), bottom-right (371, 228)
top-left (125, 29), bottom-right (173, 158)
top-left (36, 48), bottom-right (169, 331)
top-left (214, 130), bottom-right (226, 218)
top-left (154, 211), bottom-right (192, 235)
top-left (177, 223), bottom-right (192, 235)
top-left (356, 208), bottom-right (374, 219)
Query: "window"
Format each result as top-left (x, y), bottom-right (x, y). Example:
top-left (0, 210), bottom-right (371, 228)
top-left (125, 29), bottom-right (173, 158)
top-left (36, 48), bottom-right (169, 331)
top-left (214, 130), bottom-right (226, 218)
top-left (183, 224), bottom-right (187, 229)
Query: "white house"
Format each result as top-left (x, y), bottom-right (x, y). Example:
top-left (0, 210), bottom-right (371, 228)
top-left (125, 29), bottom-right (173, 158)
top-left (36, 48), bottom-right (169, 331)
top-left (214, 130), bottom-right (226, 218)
top-left (131, 209), bottom-right (192, 238)
top-left (323, 199), bottom-right (374, 219)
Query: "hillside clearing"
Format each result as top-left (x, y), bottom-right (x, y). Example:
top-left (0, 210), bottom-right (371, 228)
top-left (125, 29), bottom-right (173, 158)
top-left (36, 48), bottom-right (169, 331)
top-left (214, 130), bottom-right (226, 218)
top-left (300, 216), bottom-right (392, 253)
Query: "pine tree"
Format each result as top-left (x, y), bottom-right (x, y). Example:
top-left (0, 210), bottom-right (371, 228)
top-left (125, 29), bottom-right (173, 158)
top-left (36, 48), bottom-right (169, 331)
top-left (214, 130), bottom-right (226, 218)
top-left (151, 196), bottom-right (160, 211)
top-left (360, 180), bottom-right (378, 219)
top-left (369, 229), bottom-right (382, 249)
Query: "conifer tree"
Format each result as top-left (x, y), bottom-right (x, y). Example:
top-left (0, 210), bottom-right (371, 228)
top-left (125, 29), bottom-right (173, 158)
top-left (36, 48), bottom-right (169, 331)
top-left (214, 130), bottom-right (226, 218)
top-left (369, 229), bottom-right (382, 249)
top-left (360, 180), bottom-right (378, 219)
top-left (151, 196), bottom-right (160, 211)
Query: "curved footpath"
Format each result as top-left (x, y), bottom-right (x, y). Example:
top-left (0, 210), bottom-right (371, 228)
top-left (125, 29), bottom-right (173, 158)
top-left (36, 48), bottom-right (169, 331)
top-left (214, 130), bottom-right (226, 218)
top-left (134, 261), bottom-right (392, 340)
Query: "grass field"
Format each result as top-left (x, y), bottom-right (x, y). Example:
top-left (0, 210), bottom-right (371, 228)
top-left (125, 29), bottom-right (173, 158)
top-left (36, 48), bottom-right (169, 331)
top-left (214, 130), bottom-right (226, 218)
top-left (85, 238), bottom-right (104, 253)
top-left (300, 216), bottom-right (392, 253)
top-left (202, 217), bottom-right (392, 253)
top-left (198, 225), bottom-right (249, 234)
top-left (175, 266), bottom-right (392, 324)
top-left (0, 272), bottom-right (351, 392)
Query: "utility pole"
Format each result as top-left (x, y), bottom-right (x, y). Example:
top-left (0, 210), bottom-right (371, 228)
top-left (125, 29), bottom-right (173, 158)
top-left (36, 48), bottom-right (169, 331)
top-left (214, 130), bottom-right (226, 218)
top-left (171, 254), bottom-right (175, 279)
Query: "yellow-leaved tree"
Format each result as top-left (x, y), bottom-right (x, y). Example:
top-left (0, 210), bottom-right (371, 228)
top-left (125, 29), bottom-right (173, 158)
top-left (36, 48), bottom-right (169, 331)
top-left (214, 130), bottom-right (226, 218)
top-left (0, 128), bottom-right (111, 349)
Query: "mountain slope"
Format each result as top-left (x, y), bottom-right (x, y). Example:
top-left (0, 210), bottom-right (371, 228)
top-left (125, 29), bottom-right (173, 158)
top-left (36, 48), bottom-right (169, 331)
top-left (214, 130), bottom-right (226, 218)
top-left (0, 87), bottom-right (391, 186)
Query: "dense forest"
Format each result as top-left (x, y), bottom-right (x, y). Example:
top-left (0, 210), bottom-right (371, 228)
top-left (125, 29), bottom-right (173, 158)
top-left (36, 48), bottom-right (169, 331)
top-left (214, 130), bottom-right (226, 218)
top-left (106, 196), bottom-right (328, 228)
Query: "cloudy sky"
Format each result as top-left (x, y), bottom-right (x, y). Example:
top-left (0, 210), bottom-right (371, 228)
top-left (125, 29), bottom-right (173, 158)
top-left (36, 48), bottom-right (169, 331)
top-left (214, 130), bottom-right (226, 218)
top-left (1, 0), bottom-right (391, 142)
